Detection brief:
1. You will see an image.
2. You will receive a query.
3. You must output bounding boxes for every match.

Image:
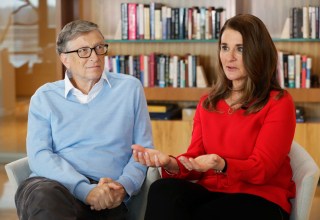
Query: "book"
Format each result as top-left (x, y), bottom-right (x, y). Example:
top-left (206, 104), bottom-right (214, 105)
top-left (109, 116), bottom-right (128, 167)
top-left (148, 104), bottom-right (177, 113)
top-left (288, 55), bottom-right (295, 88)
top-left (295, 54), bottom-right (301, 88)
top-left (196, 65), bottom-right (208, 88)
top-left (128, 3), bottom-right (137, 40)
top-left (276, 51), bottom-right (285, 88)
top-left (144, 5), bottom-right (150, 40)
top-left (306, 57), bottom-right (312, 88)
top-left (149, 104), bottom-right (181, 120)
top-left (137, 3), bottom-right (145, 39)
top-left (121, 3), bottom-right (128, 40)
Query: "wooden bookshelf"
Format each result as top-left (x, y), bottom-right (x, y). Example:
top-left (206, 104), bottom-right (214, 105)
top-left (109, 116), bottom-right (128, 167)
top-left (145, 87), bottom-right (320, 103)
top-left (286, 88), bottom-right (320, 103)
top-left (79, 0), bottom-right (320, 165)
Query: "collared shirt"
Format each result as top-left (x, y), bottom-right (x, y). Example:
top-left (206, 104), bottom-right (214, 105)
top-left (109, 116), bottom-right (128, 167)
top-left (64, 71), bottom-right (112, 103)
top-left (27, 71), bottom-right (153, 203)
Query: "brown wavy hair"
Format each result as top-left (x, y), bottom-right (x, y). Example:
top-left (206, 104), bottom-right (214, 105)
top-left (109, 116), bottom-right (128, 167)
top-left (203, 14), bottom-right (284, 114)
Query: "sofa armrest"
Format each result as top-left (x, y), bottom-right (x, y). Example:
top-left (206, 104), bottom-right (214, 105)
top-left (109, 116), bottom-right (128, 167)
top-left (126, 167), bottom-right (161, 220)
top-left (5, 157), bottom-right (31, 191)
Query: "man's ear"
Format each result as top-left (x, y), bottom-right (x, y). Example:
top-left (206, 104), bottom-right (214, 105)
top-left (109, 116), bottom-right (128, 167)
top-left (60, 53), bottom-right (70, 69)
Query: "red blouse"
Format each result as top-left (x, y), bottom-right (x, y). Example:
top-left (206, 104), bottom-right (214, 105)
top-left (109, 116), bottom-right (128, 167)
top-left (162, 91), bottom-right (296, 213)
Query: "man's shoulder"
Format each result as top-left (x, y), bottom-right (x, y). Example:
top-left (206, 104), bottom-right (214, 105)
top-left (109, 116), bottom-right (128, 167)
top-left (105, 72), bottom-right (141, 86)
top-left (33, 80), bottom-right (64, 96)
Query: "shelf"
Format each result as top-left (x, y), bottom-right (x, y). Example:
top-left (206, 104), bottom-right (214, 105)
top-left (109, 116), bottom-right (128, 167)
top-left (144, 87), bottom-right (320, 103)
top-left (273, 38), bottom-right (320, 42)
top-left (107, 39), bottom-right (218, 43)
top-left (107, 38), bottom-right (320, 43)
top-left (287, 88), bottom-right (320, 103)
top-left (144, 87), bottom-right (209, 101)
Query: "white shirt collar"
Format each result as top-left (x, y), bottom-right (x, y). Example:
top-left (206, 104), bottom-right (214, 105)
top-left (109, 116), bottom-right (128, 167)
top-left (64, 70), bottom-right (112, 102)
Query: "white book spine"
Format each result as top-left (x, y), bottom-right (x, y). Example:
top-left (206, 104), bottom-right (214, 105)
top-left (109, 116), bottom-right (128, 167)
top-left (188, 55), bottom-right (193, 87)
top-left (129, 55), bottom-right (134, 76)
top-left (295, 54), bottom-right (301, 88)
top-left (306, 57), bottom-right (312, 88)
top-left (143, 55), bottom-right (149, 87)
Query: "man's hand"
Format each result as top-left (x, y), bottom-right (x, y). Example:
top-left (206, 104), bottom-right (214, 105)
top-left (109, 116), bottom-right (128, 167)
top-left (86, 178), bottom-right (126, 211)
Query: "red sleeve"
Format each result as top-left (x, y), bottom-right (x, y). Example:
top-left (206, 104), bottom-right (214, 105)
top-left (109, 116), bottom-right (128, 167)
top-left (162, 96), bottom-right (208, 180)
top-left (226, 92), bottom-right (296, 184)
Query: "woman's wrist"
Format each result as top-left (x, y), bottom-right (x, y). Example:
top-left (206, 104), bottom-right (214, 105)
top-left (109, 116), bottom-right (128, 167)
top-left (163, 155), bottom-right (179, 174)
top-left (215, 158), bottom-right (227, 173)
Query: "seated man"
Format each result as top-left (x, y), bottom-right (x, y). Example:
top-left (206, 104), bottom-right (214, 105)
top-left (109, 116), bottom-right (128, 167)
top-left (15, 20), bottom-right (153, 220)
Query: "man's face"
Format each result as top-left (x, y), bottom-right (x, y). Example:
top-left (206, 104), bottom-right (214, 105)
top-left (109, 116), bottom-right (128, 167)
top-left (60, 30), bottom-right (105, 87)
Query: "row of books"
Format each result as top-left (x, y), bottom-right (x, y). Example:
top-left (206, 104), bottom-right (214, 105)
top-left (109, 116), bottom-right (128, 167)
top-left (277, 50), bottom-right (312, 88)
top-left (289, 5), bottom-right (320, 39)
top-left (104, 54), bottom-right (208, 88)
top-left (121, 3), bottom-right (226, 40)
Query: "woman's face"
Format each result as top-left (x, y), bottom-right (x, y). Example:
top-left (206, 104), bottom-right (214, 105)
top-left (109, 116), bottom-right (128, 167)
top-left (220, 28), bottom-right (247, 88)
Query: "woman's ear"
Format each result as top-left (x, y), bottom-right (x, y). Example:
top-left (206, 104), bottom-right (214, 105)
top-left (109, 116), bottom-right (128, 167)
top-left (59, 53), bottom-right (70, 69)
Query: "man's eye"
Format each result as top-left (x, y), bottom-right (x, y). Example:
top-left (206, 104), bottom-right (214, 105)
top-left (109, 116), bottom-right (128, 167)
top-left (96, 45), bottom-right (103, 50)
top-left (79, 48), bottom-right (90, 53)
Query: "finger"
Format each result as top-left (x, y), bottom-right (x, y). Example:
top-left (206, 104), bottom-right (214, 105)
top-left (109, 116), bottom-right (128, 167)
top-left (132, 149), bottom-right (139, 161)
top-left (144, 152), bottom-right (152, 166)
top-left (178, 157), bottom-right (192, 170)
top-left (102, 186), bottom-right (114, 208)
top-left (98, 177), bottom-right (113, 186)
top-left (154, 154), bottom-right (160, 167)
top-left (188, 158), bottom-right (199, 169)
top-left (108, 182), bottom-right (123, 190)
top-left (138, 151), bottom-right (147, 165)
top-left (131, 144), bottom-right (145, 151)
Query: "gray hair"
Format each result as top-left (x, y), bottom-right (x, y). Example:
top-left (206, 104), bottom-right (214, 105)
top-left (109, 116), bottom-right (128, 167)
top-left (56, 20), bottom-right (104, 55)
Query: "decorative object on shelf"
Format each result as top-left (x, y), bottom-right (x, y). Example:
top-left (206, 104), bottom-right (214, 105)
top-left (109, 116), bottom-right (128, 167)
top-left (295, 106), bottom-right (305, 123)
top-left (149, 103), bottom-right (181, 120)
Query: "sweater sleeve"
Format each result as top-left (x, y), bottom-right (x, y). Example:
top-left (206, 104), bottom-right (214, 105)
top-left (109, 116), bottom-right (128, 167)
top-left (225, 92), bottom-right (296, 184)
top-left (27, 89), bottom-right (95, 203)
top-left (116, 82), bottom-right (154, 197)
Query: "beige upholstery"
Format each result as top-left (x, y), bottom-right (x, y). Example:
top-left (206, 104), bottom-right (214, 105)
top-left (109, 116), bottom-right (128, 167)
top-left (289, 141), bottom-right (319, 220)
top-left (5, 141), bottom-right (319, 220)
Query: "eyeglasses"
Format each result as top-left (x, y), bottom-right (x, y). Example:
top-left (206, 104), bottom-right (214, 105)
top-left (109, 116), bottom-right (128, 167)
top-left (63, 44), bottom-right (108, 58)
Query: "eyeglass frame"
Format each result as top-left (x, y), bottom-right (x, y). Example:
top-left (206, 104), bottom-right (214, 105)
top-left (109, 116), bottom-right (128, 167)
top-left (62, 44), bottom-right (109, 58)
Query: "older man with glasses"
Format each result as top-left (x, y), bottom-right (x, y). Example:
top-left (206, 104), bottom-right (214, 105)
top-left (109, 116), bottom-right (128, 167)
top-left (15, 20), bottom-right (154, 220)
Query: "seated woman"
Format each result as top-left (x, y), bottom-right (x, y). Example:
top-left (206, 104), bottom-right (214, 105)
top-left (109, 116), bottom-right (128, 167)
top-left (132, 14), bottom-right (296, 220)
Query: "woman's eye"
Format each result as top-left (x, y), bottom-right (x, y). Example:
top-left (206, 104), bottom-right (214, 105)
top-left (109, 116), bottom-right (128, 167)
top-left (220, 45), bottom-right (229, 51)
top-left (237, 47), bottom-right (243, 53)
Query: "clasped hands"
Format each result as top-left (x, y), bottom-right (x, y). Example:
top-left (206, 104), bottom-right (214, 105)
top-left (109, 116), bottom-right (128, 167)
top-left (131, 144), bottom-right (225, 173)
top-left (86, 177), bottom-right (126, 211)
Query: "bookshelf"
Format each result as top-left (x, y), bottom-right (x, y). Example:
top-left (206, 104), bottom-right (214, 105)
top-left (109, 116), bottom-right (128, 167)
top-left (78, 0), bottom-right (320, 165)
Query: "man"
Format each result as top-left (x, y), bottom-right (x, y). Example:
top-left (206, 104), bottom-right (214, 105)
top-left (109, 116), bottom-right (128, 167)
top-left (15, 20), bottom-right (153, 220)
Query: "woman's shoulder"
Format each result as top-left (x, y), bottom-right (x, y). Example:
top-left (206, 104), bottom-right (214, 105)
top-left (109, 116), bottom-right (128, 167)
top-left (269, 90), bottom-right (294, 108)
top-left (270, 90), bottom-right (292, 100)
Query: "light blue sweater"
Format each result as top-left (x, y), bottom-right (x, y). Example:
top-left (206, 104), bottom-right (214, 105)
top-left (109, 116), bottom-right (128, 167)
top-left (27, 72), bottom-right (153, 203)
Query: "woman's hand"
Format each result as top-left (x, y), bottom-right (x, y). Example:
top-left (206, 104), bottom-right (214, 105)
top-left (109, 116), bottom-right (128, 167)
top-left (178, 154), bottom-right (225, 172)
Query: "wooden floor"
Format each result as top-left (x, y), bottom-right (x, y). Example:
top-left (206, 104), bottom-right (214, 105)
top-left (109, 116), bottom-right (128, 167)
top-left (0, 99), bottom-right (320, 219)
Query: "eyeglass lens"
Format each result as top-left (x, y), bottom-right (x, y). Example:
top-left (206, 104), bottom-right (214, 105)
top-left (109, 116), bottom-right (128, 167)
top-left (78, 45), bottom-right (108, 58)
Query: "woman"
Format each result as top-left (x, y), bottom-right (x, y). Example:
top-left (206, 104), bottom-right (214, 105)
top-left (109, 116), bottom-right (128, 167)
top-left (132, 14), bottom-right (296, 220)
